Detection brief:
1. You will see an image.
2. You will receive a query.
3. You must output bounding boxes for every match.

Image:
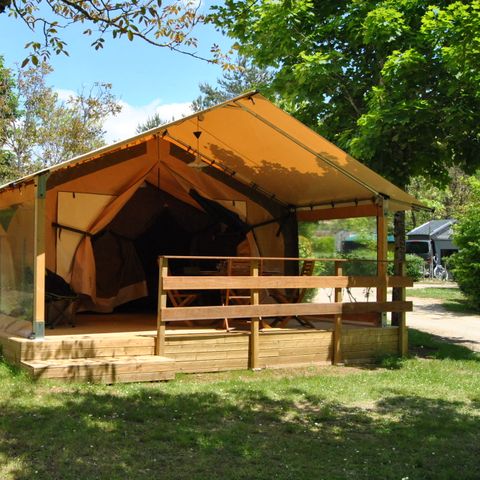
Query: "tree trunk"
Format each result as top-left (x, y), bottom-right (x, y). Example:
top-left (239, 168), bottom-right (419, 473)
top-left (392, 211), bottom-right (406, 326)
top-left (410, 209), bottom-right (417, 229)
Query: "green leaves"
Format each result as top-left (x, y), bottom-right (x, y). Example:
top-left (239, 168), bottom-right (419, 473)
top-left (362, 7), bottom-right (409, 45)
top-left (450, 177), bottom-right (480, 307)
top-left (0, 63), bottom-right (122, 182)
top-left (211, 0), bottom-right (480, 187)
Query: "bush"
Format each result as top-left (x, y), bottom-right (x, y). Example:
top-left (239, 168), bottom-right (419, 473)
top-left (450, 179), bottom-right (480, 307)
top-left (341, 250), bottom-right (423, 281)
top-left (312, 236), bottom-right (335, 256)
top-left (341, 249), bottom-right (378, 276)
top-left (404, 254), bottom-right (424, 282)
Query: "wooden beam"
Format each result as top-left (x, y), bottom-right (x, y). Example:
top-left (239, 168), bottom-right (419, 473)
top-left (162, 275), bottom-right (413, 291)
top-left (161, 301), bottom-right (413, 322)
top-left (155, 258), bottom-right (168, 355)
top-left (333, 261), bottom-right (343, 365)
top-left (250, 260), bottom-right (260, 370)
top-left (297, 203), bottom-right (378, 222)
top-left (33, 174), bottom-right (48, 339)
top-left (376, 201), bottom-right (389, 326)
top-left (398, 261), bottom-right (408, 356)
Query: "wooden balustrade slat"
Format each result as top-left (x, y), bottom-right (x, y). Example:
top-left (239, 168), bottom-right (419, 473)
top-left (250, 260), bottom-right (260, 369)
top-left (333, 261), bottom-right (343, 365)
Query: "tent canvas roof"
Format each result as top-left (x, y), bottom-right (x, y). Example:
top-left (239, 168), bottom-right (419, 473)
top-left (0, 91), bottom-right (425, 212)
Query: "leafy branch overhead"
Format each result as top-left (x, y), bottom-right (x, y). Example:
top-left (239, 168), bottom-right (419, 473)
top-left (211, 0), bottom-right (480, 188)
top-left (2, 0), bottom-right (222, 66)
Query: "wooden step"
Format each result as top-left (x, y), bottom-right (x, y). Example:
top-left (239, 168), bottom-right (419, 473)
top-left (19, 335), bottom-right (156, 361)
top-left (21, 355), bottom-right (176, 383)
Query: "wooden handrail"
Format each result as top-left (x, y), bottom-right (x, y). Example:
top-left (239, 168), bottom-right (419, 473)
top-left (158, 255), bottom-right (394, 263)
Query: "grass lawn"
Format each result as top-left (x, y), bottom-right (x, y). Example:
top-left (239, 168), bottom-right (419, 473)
top-left (1, 331), bottom-right (480, 480)
top-left (406, 287), bottom-right (465, 301)
top-left (407, 287), bottom-right (478, 314)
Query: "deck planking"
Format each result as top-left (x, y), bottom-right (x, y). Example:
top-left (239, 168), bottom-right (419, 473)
top-left (0, 312), bottom-right (401, 382)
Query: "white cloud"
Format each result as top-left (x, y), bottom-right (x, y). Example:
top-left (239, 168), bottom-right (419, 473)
top-left (55, 88), bottom-right (77, 101)
top-left (103, 98), bottom-right (193, 144)
top-left (54, 88), bottom-right (193, 145)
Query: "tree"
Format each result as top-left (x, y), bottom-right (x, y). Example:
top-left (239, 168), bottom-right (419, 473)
top-left (136, 113), bottom-right (165, 134)
top-left (192, 56), bottom-right (273, 111)
top-left (1, 0), bottom-right (213, 67)
top-left (212, 0), bottom-right (480, 181)
top-left (212, 0), bottom-right (480, 320)
top-left (1, 62), bottom-right (121, 182)
top-left (406, 167), bottom-right (476, 230)
top-left (450, 178), bottom-right (480, 307)
top-left (0, 56), bottom-right (19, 180)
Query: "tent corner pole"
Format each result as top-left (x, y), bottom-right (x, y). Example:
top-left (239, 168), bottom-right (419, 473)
top-left (32, 173), bottom-right (49, 340)
top-left (376, 198), bottom-right (389, 327)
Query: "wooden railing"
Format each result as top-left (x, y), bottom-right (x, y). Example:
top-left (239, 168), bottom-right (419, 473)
top-left (155, 256), bottom-right (412, 367)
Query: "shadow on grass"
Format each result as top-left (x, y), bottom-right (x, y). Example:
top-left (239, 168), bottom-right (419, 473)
top-left (409, 329), bottom-right (480, 362)
top-left (0, 384), bottom-right (479, 480)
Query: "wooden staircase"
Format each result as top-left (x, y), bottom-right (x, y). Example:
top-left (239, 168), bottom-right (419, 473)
top-left (17, 334), bottom-right (177, 383)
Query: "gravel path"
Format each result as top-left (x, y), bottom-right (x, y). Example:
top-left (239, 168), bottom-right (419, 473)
top-left (408, 296), bottom-right (480, 352)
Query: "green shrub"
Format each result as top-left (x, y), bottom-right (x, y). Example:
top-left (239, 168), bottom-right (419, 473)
top-left (341, 250), bottom-right (423, 281)
top-left (341, 249), bottom-right (377, 276)
top-left (312, 236), bottom-right (335, 256)
top-left (404, 254), bottom-right (424, 282)
top-left (450, 179), bottom-right (480, 307)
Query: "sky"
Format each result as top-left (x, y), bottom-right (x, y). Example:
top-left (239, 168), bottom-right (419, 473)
top-left (0, 2), bottom-right (232, 143)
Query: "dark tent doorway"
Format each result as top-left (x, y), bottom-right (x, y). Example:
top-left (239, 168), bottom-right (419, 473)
top-left (88, 182), bottom-right (250, 313)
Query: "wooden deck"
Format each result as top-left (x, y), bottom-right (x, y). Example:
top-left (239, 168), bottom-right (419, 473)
top-left (0, 255), bottom-right (410, 383)
top-left (0, 312), bottom-right (401, 383)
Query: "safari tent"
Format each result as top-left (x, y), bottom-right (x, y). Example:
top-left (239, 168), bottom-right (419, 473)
top-left (0, 92), bottom-right (423, 382)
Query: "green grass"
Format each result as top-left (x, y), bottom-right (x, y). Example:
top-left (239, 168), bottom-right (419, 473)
top-left (406, 287), bottom-right (466, 301)
top-left (1, 333), bottom-right (480, 480)
top-left (407, 287), bottom-right (478, 314)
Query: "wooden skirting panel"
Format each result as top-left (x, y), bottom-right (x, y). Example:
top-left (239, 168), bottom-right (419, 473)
top-left (259, 330), bottom-right (332, 369)
top-left (3, 327), bottom-right (402, 381)
top-left (164, 330), bottom-right (334, 373)
top-left (164, 333), bottom-right (250, 373)
top-left (342, 327), bottom-right (399, 363)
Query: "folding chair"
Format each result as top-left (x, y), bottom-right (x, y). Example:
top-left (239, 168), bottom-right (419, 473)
top-left (45, 270), bottom-right (78, 329)
top-left (167, 290), bottom-right (199, 327)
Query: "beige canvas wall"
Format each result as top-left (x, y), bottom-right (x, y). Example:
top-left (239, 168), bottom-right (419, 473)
top-left (0, 183), bottom-right (35, 322)
top-left (43, 137), bottom-right (286, 308)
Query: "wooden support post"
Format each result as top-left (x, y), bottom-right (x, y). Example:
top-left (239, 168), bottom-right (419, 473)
top-left (376, 200), bottom-right (388, 326)
top-left (250, 259), bottom-right (260, 370)
top-left (333, 261), bottom-right (343, 365)
top-left (398, 261), bottom-right (408, 356)
top-left (156, 257), bottom-right (168, 355)
top-left (33, 174), bottom-right (48, 339)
